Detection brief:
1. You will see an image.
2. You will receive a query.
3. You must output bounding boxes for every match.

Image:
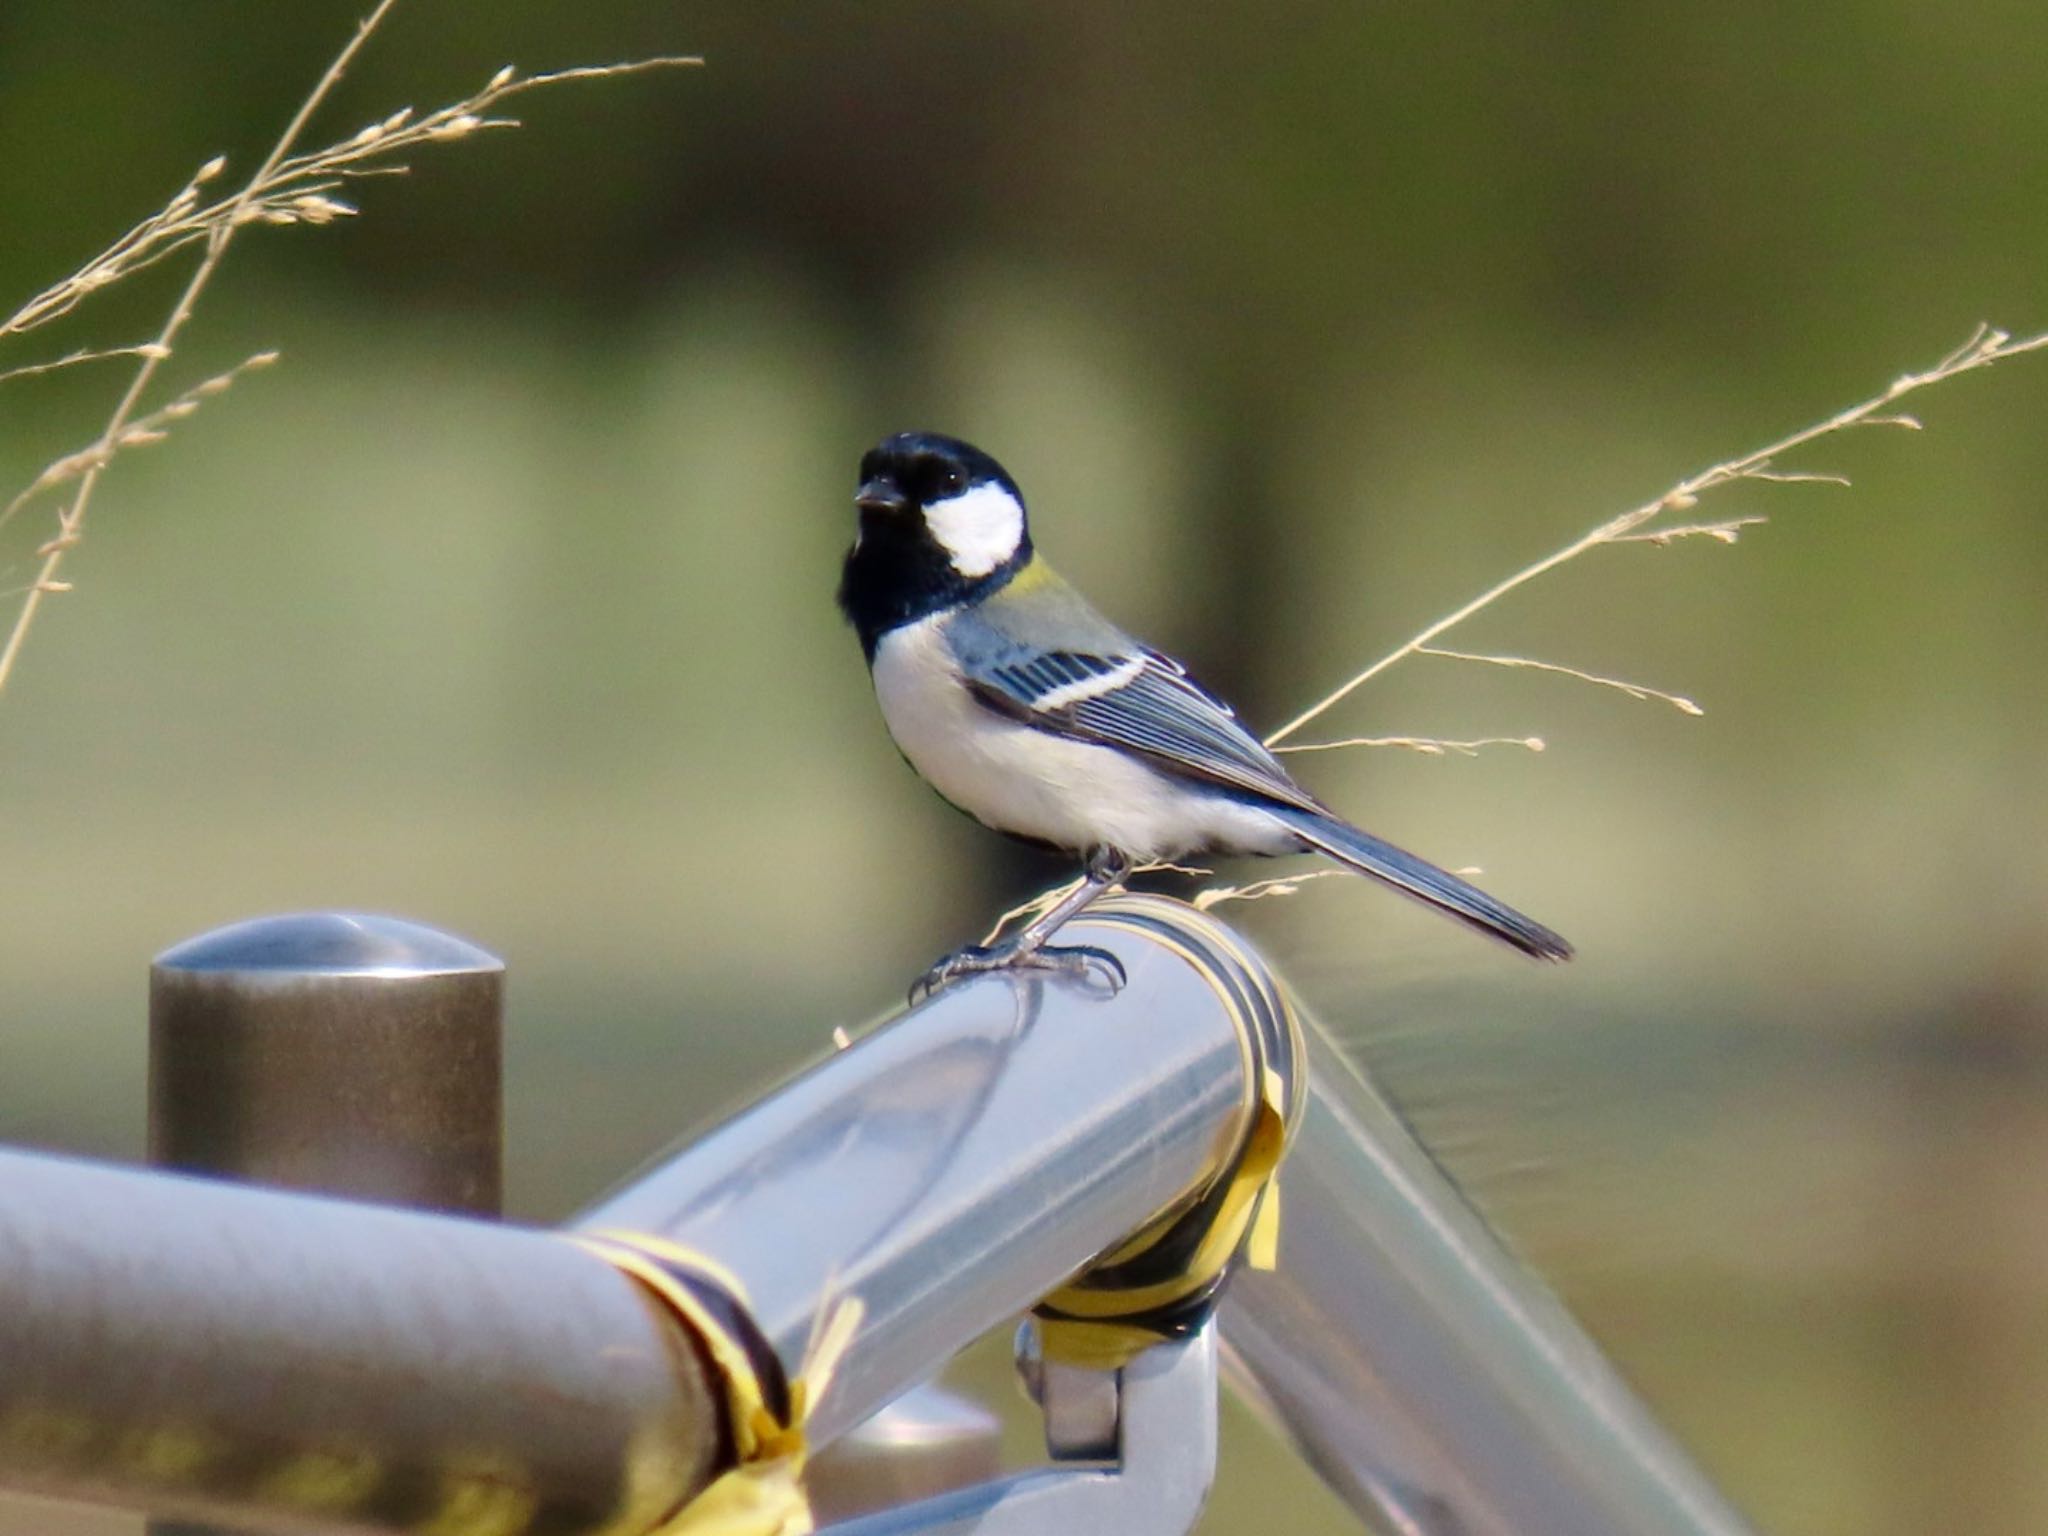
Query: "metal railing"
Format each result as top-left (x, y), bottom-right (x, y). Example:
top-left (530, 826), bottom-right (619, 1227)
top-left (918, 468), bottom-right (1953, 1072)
top-left (0, 897), bottom-right (1758, 1536)
top-left (1224, 1027), bottom-right (1753, 1536)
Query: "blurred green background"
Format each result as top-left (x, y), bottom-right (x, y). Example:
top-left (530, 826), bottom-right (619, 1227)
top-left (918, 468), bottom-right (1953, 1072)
top-left (4, 2), bottom-right (2048, 1533)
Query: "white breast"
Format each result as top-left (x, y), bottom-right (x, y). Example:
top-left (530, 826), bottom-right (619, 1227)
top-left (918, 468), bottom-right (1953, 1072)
top-left (869, 616), bottom-right (1293, 862)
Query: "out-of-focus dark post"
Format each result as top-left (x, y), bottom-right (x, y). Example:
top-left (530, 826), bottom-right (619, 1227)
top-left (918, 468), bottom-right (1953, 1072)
top-left (147, 910), bottom-right (505, 1535)
top-left (148, 911), bottom-right (503, 1213)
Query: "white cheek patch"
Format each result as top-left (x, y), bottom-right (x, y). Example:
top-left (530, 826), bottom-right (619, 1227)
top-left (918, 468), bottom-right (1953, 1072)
top-left (924, 483), bottom-right (1024, 577)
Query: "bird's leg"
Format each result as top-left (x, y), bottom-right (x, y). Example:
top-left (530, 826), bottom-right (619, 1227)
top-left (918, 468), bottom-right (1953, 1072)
top-left (910, 847), bottom-right (1133, 1004)
top-left (1007, 846), bottom-right (1129, 953)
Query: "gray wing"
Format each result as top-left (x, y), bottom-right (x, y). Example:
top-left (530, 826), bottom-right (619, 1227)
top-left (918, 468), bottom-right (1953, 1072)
top-left (944, 598), bottom-right (1324, 816)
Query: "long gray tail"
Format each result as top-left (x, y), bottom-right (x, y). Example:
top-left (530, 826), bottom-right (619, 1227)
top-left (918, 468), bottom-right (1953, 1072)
top-left (1264, 805), bottom-right (1573, 961)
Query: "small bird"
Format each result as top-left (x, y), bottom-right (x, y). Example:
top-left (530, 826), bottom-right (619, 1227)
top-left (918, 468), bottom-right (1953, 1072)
top-left (837, 431), bottom-right (1573, 1000)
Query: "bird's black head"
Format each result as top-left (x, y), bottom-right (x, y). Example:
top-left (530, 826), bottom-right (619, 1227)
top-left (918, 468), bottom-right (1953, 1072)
top-left (836, 431), bottom-right (1034, 658)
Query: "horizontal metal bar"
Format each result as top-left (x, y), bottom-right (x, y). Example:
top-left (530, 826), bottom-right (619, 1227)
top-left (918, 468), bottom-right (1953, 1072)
top-left (575, 895), bottom-right (1269, 1444)
top-left (0, 1150), bottom-right (721, 1536)
top-left (1221, 1022), bottom-right (1758, 1536)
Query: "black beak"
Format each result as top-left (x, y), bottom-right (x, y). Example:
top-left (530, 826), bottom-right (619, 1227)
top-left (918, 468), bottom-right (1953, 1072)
top-left (855, 478), bottom-right (909, 515)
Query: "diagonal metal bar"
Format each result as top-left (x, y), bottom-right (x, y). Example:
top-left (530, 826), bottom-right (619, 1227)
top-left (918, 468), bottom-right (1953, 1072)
top-left (572, 896), bottom-right (1276, 1447)
top-left (1222, 1022), bottom-right (1759, 1536)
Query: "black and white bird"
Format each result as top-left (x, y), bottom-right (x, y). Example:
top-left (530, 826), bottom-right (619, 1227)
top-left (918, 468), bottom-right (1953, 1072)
top-left (837, 431), bottom-right (1573, 999)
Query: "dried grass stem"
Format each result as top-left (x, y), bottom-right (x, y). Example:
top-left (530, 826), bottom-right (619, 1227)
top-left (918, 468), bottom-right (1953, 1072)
top-left (0, 0), bottom-right (698, 703)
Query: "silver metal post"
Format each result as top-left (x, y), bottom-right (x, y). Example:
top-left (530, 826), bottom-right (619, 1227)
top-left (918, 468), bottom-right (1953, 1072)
top-left (1221, 1021), bottom-right (1758, 1536)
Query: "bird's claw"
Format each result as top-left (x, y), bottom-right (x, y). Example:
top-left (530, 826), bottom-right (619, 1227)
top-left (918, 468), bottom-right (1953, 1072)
top-left (908, 940), bottom-right (1126, 1006)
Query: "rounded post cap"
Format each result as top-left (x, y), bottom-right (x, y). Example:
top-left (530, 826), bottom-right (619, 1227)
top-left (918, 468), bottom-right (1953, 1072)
top-left (153, 912), bottom-right (502, 979)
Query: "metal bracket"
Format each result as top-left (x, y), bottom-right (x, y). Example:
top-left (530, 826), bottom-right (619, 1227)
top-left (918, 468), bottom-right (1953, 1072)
top-left (818, 1323), bottom-right (1219, 1536)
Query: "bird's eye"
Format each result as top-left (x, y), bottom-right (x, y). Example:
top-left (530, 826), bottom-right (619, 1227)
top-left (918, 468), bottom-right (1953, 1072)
top-left (938, 468), bottom-right (965, 495)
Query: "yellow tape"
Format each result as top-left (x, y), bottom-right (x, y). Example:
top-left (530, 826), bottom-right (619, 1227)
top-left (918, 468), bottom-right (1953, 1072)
top-left (573, 1231), bottom-right (861, 1536)
top-left (1031, 900), bottom-right (1305, 1371)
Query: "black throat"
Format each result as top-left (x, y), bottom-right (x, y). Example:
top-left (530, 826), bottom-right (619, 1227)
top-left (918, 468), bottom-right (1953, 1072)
top-left (837, 513), bottom-right (1029, 661)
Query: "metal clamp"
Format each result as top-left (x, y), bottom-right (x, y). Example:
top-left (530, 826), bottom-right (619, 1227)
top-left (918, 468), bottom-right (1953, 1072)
top-left (820, 1323), bottom-right (1218, 1536)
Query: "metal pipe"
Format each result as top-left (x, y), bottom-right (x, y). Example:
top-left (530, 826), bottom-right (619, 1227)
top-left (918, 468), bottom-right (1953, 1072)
top-left (1221, 1022), bottom-right (1758, 1536)
top-left (149, 912), bottom-right (504, 1214)
top-left (0, 1149), bottom-right (724, 1536)
top-left (575, 895), bottom-right (1274, 1444)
